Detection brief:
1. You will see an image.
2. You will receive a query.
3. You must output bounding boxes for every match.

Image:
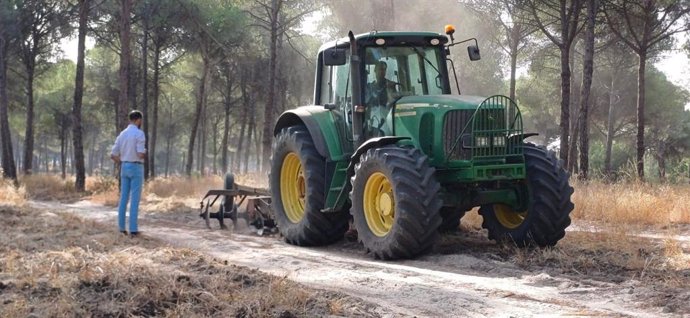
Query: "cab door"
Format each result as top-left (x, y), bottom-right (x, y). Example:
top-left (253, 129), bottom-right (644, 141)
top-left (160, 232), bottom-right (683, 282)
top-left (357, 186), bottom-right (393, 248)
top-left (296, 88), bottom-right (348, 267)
top-left (319, 49), bottom-right (354, 154)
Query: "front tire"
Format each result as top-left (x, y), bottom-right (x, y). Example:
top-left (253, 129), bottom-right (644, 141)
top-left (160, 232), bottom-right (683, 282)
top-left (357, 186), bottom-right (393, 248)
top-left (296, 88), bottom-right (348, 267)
top-left (479, 143), bottom-right (574, 247)
top-left (350, 146), bottom-right (442, 259)
top-left (269, 126), bottom-right (348, 246)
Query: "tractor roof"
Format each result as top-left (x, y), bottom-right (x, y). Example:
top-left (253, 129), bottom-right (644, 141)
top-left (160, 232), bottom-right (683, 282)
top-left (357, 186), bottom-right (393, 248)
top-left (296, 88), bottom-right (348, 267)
top-left (318, 31), bottom-right (448, 53)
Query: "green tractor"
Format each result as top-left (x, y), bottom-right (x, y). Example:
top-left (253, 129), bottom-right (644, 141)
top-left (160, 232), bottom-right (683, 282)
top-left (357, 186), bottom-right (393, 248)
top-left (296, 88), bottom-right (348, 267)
top-left (269, 26), bottom-right (574, 260)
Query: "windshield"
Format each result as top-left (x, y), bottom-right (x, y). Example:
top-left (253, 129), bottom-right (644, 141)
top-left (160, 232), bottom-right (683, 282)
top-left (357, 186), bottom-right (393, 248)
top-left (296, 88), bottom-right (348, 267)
top-left (363, 46), bottom-right (445, 108)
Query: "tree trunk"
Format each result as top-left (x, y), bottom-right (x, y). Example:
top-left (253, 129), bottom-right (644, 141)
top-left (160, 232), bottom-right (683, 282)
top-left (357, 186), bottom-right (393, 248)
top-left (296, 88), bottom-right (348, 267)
top-left (262, 0), bottom-right (280, 172)
top-left (655, 137), bottom-right (666, 182)
top-left (604, 74), bottom-right (616, 178)
top-left (567, 38), bottom-right (581, 174)
top-left (71, 145), bottom-right (75, 175)
top-left (185, 57), bottom-right (210, 176)
top-left (568, 118), bottom-right (579, 174)
top-left (235, 105), bottom-right (247, 173)
top-left (36, 139), bottom-right (42, 173)
top-left (117, 0), bottom-right (132, 131)
top-left (508, 23), bottom-right (520, 102)
top-left (196, 123), bottom-right (202, 173)
top-left (509, 51), bottom-right (517, 101)
top-left (221, 65), bottom-right (232, 174)
top-left (165, 131), bottom-right (172, 177)
top-left (60, 127), bottom-right (66, 179)
top-left (254, 124), bottom-right (261, 172)
top-left (23, 62), bottom-right (35, 174)
top-left (558, 45), bottom-right (571, 167)
top-left (200, 109), bottom-right (207, 174)
top-left (150, 43), bottom-right (160, 178)
top-left (0, 35), bottom-right (17, 181)
top-left (142, 7), bottom-right (150, 180)
top-left (636, 52), bottom-right (646, 180)
top-left (129, 51), bottom-right (138, 113)
top-left (212, 119), bottom-right (218, 174)
top-left (221, 109), bottom-right (230, 174)
top-left (72, 0), bottom-right (89, 191)
top-left (235, 69), bottom-right (249, 172)
top-left (577, 0), bottom-right (597, 180)
top-left (244, 102), bottom-right (255, 174)
top-left (88, 133), bottom-right (94, 174)
top-left (165, 106), bottom-right (173, 177)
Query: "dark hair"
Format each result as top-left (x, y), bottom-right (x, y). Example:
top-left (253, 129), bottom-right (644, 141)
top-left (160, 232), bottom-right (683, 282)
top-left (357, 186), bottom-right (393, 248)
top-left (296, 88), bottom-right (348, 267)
top-left (128, 110), bottom-right (143, 121)
top-left (376, 61), bottom-right (387, 69)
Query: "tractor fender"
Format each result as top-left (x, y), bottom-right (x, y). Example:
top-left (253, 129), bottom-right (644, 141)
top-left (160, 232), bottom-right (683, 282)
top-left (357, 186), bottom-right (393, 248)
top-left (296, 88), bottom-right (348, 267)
top-left (274, 108), bottom-right (331, 159)
top-left (345, 136), bottom-right (411, 179)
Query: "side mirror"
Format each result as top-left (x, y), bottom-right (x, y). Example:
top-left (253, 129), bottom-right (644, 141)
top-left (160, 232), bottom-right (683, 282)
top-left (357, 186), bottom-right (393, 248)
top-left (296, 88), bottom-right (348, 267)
top-left (467, 45), bottom-right (481, 61)
top-left (324, 48), bottom-right (346, 66)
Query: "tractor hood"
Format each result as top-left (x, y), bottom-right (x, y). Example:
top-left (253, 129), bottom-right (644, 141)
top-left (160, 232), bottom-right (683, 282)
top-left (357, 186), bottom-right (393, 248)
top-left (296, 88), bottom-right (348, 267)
top-left (395, 94), bottom-right (488, 110)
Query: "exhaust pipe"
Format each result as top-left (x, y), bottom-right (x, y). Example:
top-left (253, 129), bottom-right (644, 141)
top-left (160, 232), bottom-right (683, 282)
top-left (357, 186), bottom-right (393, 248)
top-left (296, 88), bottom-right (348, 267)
top-left (348, 31), bottom-right (364, 147)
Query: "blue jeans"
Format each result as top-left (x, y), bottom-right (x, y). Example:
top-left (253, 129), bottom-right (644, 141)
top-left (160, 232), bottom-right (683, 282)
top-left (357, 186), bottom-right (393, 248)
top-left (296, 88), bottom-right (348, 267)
top-left (118, 162), bottom-right (143, 232)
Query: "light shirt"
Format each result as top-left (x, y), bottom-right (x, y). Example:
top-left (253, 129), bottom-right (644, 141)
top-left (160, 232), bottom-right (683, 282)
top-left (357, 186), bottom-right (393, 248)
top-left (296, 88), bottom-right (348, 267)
top-left (111, 124), bottom-right (146, 163)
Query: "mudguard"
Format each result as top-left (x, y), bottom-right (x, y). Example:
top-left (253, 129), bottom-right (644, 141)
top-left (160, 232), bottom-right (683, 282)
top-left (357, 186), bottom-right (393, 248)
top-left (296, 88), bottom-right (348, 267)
top-left (274, 106), bottom-right (344, 160)
top-left (345, 136), bottom-right (411, 181)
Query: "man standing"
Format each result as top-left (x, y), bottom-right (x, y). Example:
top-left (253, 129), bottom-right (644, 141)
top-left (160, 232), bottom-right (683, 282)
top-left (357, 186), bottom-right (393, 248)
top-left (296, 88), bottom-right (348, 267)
top-left (111, 110), bottom-right (146, 236)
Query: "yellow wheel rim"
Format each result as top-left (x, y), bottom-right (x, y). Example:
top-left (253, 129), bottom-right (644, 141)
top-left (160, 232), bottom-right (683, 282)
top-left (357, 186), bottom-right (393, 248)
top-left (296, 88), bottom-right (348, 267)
top-left (494, 204), bottom-right (528, 229)
top-left (363, 172), bottom-right (395, 237)
top-left (280, 152), bottom-right (306, 223)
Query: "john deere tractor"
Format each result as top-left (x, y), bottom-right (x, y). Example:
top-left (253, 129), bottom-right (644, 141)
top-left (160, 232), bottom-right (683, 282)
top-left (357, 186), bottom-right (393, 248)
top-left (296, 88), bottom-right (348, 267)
top-left (269, 26), bottom-right (574, 260)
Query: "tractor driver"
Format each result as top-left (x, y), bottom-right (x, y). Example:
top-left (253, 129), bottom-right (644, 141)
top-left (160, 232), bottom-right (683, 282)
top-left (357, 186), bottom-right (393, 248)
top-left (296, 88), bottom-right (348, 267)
top-left (366, 61), bottom-right (398, 107)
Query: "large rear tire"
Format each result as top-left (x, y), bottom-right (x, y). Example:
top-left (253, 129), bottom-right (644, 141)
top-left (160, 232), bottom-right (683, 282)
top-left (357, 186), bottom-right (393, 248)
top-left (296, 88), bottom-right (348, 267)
top-left (350, 146), bottom-right (442, 259)
top-left (479, 143), bottom-right (574, 247)
top-left (269, 126), bottom-right (348, 246)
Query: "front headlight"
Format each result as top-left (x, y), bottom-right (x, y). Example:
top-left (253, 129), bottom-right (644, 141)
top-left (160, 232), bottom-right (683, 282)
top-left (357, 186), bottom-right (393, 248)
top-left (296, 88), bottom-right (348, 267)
top-left (475, 136), bottom-right (490, 147)
top-left (492, 136), bottom-right (506, 147)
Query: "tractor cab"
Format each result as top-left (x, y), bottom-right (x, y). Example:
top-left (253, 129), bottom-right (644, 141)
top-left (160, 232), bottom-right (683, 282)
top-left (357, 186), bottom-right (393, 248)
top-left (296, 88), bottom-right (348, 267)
top-left (315, 31), bottom-right (482, 145)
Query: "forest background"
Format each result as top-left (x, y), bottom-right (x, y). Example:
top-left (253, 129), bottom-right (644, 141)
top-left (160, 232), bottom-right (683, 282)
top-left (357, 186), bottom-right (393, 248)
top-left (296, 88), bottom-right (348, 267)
top-left (1, 0), bottom-right (690, 191)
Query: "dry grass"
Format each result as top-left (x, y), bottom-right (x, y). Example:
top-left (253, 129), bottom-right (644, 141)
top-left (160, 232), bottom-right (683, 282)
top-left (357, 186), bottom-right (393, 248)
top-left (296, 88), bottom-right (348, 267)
top-left (235, 172), bottom-right (269, 189)
top-left (145, 175), bottom-right (223, 198)
top-left (461, 180), bottom-right (690, 229)
top-left (571, 180), bottom-right (690, 225)
top-left (141, 176), bottom-right (223, 214)
top-left (7, 173), bottom-right (224, 211)
top-left (0, 206), bottom-right (376, 318)
top-left (20, 174), bottom-right (82, 202)
top-left (0, 178), bottom-right (26, 207)
top-left (507, 230), bottom-right (690, 286)
top-left (85, 175), bottom-right (120, 206)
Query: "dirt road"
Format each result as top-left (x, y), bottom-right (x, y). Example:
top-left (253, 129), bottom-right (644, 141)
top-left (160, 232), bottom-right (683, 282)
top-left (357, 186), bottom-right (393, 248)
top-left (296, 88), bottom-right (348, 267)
top-left (31, 200), bottom-right (687, 317)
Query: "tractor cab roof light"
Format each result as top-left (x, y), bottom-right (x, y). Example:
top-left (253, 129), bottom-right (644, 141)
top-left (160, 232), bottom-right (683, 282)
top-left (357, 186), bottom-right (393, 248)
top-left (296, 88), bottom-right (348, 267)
top-left (444, 24), bottom-right (456, 42)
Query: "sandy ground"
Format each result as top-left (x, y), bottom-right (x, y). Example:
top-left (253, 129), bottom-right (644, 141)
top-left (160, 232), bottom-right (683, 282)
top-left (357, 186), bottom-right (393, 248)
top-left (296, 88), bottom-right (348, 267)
top-left (30, 200), bottom-right (689, 318)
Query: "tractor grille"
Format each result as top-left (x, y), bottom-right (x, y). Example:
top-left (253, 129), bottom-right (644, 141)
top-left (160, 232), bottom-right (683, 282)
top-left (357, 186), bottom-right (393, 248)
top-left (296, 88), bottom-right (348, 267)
top-left (472, 96), bottom-right (523, 160)
top-left (443, 110), bottom-right (473, 160)
top-left (443, 95), bottom-right (524, 162)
